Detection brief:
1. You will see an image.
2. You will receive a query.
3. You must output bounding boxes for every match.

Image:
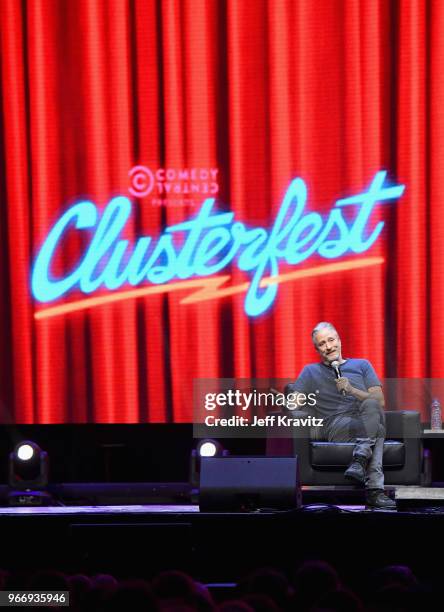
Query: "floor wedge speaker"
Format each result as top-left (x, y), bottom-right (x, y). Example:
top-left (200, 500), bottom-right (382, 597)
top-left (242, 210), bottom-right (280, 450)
top-left (199, 456), bottom-right (301, 512)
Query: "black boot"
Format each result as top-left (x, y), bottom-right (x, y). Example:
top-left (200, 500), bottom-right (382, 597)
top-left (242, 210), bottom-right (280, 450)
top-left (366, 489), bottom-right (396, 510)
top-left (344, 454), bottom-right (368, 485)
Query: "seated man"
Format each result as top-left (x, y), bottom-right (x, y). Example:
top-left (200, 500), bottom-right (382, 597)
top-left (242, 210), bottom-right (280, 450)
top-left (289, 321), bottom-right (395, 510)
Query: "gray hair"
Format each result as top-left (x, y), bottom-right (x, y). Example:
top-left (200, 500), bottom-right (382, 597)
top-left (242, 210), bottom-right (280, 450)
top-left (311, 322), bottom-right (338, 345)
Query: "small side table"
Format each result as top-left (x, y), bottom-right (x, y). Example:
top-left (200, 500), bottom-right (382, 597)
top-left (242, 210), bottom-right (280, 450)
top-left (422, 430), bottom-right (444, 482)
top-left (423, 429), bottom-right (444, 437)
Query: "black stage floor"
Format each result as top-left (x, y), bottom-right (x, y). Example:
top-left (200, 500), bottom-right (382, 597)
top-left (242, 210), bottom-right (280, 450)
top-left (0, 486), bottom-right (444, 585)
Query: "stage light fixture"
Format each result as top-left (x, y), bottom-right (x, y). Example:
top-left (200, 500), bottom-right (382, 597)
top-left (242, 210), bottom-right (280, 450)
top-left (17, 443), bottom-right (35, 461)
top-left (197, 439), bottom-right (221, 458)
top-left (8, 441), bottom-right (52, 506)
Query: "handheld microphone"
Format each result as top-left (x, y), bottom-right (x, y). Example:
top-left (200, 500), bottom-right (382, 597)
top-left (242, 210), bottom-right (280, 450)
top-left (331, 360), bottom-right (346, 396)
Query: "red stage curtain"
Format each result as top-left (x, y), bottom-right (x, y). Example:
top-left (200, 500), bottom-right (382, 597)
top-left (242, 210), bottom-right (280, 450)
top-left (0, 0), bottom-right (442, 423)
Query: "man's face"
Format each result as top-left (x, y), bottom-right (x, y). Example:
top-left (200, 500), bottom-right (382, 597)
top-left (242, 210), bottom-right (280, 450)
top-left (314, 327), bottom-right (342, 364)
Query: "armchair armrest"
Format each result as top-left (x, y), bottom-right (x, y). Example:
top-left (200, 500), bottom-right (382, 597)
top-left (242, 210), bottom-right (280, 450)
top-left (384, 410), bottom-right (422, 485)
top-left (385, 410), bottom-right (421, 439)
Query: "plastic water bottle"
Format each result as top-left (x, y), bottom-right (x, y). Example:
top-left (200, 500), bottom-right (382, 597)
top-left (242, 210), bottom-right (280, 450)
top-left (431, 398), bottom-right (442, 431)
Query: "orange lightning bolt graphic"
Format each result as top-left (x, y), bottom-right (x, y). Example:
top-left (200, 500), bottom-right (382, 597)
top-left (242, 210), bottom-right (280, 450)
top-left (34, 256), bottom-right (384, 320)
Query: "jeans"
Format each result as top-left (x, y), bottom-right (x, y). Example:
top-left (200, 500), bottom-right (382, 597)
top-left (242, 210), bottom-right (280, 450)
top-left (313, 398), bottom-right (386, 489)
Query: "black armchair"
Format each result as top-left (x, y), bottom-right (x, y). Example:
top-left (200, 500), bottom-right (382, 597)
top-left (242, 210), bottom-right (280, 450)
top-left (291, 410), bottom-right (423, 486)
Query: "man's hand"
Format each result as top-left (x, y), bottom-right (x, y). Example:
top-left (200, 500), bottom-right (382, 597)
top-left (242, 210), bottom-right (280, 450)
top-left (336, 376), bottom-right (352, 395)
top-left (335, 379), bottom-right (385, 407)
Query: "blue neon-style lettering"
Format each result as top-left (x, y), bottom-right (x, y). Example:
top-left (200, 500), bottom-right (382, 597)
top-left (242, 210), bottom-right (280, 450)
top-left (167, 199), bottom-right (234, 279)
top-left (241, 178), bottom-right (307, 315)
top-left (126, 237), bottom-right (152, 285)
top-left (194, 228), bottom-right (232, 276)
top-left (145, 235), bottom-right (177, 284)
top-left (284, 213), bottom-right (324, 264)
top-left (31, 171), bottom-right (406, 316)
top-left (336, 171), bottom-right (405, 253)
top-left (315, 209), bottom-right (350, 259)
top-left (79, 197), bottom-right (132, 293)
top-left (32, 201), bottom-right (97, 302)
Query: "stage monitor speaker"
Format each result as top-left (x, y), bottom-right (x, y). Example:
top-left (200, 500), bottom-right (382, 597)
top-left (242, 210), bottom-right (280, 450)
top-left (199, 456), bottom-right (301, 512)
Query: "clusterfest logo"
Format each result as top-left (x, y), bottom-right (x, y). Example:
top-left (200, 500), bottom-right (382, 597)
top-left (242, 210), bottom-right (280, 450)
top-left (32, 171), bottom-right (405, 320)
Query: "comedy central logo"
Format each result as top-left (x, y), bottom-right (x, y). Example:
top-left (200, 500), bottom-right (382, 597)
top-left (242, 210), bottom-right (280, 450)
top-left (129, 165), bottom-right (219, 207)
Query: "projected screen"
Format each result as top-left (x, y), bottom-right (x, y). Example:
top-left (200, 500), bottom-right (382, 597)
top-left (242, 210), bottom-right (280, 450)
top-left (0, 1), bottom-right (439, 423)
